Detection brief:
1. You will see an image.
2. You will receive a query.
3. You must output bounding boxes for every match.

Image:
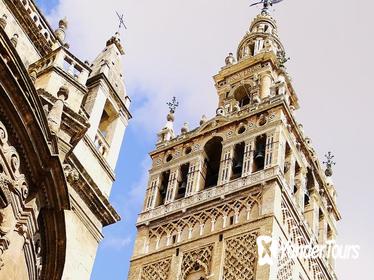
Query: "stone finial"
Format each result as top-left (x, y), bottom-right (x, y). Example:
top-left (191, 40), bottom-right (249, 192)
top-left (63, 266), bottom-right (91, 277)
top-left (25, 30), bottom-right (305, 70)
top-left (10, 34), bottom-right (18, 47)
top-left (106, 32), bottom-right (125, 55)
top-left (47, 86), bottom-right (69, 134)
top-left (181, 122), bottom-right (189, 134)
top-left (59, 17), bottom-right (68, 30)
top-left (225, 53), bottom-right (236, 66)
top-left (57, 86), bottom-right (69, 101)
top-left (200, 115), bottom-right (208, 125)
top-left (55, 17), bottom-right (68, 42)
top-left (0, 14), bottom-right (7, 29)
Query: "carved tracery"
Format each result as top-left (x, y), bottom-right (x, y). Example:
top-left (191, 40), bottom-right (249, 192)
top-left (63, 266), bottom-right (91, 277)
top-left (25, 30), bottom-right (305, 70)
top-left (223, 231), bottom-right (258, 280)
top-left (0, 120), bottom-right (41, 278)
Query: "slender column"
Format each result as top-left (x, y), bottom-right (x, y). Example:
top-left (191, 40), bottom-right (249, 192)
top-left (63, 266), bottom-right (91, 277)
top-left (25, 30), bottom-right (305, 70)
top-left (242, 139), bottom-right (255, 176)
top-left (165, 168), bottom-right (179, 204)
top-left (264, 132), bottom-right (275, 169)
top-left (260, 72), bottom-right (272, 99)
top-left (144, 176), bottom-right (159, 211)
top-left (47, 86), bottom-right (69, 134)
top-left (218, 146), bottom-right (233, 185)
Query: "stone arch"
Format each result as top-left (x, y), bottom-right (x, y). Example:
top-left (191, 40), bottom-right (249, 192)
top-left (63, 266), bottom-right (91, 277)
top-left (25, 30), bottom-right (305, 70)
top-left (0, 28), bottom-right (70, 280)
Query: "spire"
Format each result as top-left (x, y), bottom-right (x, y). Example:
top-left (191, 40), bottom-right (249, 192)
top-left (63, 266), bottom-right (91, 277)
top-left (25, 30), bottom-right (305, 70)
top-left (89, 32), bottom-right (126, 99)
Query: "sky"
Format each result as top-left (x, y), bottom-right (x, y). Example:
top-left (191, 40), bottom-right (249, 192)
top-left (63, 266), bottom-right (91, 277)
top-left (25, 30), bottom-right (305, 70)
top-left (36, 0), bottom-right (374, 279)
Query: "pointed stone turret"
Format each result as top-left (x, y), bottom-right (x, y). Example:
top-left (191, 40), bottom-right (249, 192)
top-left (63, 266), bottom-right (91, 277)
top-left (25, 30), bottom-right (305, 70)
top-left (89, 32), bottom-right (126, 100)
top-left (83, 32), bottom-right (131, 169)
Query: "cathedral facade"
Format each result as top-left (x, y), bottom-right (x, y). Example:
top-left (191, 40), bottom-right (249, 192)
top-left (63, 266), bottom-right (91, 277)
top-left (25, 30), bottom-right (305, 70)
top-left (128, 7), bottom-right (340, 280)
top-left (0, 0), bottom-right (131, 279)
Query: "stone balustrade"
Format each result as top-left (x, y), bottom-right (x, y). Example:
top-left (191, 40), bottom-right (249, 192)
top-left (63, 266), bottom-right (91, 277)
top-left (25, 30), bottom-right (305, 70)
top-left (137, 166), bottom-right (279, 225)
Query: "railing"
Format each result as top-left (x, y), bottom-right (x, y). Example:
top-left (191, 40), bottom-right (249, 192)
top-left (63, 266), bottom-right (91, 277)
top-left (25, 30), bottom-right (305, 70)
top-left (29, 48), bottom-right (89, 86)
top-left (94, 130), bottom-right (110, 158)
top-left (137, 166), bottom-right (279, 225)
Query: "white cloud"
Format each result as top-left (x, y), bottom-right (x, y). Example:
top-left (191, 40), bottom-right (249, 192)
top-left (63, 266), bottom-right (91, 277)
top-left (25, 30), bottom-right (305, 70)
top-left (102, 236), bottom-right (132, 250)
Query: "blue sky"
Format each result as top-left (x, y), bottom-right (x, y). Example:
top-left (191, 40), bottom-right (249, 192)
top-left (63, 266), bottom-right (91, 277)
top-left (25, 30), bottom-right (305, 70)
top-left (34, 0), bottom-right (374, 279)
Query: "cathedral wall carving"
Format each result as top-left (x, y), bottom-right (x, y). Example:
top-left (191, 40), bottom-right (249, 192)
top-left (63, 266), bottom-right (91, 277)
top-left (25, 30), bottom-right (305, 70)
top-left (223, 231), bottom-right (258, 280)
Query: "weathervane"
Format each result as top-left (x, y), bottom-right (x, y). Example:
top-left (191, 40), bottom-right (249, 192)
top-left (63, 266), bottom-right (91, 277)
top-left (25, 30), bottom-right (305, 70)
top-left (116, 11), bottom-right (127, 32)
top-left (167, 97), bottom-right (179, 114)
top-left (323, 152), bottom-right (336, 177)
top-left (250, 0), bottom-right (284, 14)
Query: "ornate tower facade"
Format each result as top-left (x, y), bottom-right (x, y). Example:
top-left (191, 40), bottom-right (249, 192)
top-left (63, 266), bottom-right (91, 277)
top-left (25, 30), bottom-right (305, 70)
top-left (0, 0), bottom-right (131, 279)
top-left (128, 8), bottom-right (340, 280)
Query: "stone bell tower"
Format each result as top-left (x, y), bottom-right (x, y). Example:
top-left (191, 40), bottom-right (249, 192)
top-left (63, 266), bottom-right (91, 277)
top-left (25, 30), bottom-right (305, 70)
top-left (128, 8), bottom-right (340, 280)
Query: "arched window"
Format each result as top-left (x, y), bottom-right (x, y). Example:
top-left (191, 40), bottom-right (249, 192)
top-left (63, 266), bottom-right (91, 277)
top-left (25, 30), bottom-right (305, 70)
top-left (204, 137), bottom-right (223, 189)
top-left (156, 170), bottom-right (170, 206)
top-left (253, 134), bottom-right (267, 172)
top-left (176, 163), bottom-right (190, 200)
top-left (234, 85), bottom-right (251, 108)
top-left (231, 142), bottom-right (245, 180)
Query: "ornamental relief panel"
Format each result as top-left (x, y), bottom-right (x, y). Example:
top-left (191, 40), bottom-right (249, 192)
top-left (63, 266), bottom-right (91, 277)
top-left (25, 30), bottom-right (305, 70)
top-left (0, 120), bottom-right (41, 279)
top-left (223, 231), bottom-right (258, 280)
top-left (180, 245), bottom-right (214, 280)
top-left (147, 189), bottom-right (262, 253)
top-left (141, 258), bottom-right (171, 280)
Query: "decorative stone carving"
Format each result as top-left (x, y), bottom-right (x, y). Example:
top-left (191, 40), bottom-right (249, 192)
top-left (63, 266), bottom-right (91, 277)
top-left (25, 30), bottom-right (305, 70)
top-left (225, 53), bottom-right (236, 66)
top-left (141, 258), bottom-right (171, 280)
top-left (223, 231), bottom-right (258, 280)
top-left (180, 245), bottom-right (213, 280)
top-left (63, 164), bottom-right (79, 183)
top-left (10, 34), bottom-right (18, 47)
top-left (0, 15), bottom-right (7, 30)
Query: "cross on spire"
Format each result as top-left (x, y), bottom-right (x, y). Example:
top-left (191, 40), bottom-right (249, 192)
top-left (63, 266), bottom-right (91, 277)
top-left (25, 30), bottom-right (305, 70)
top-left (116, 11), bottom-right (127, 31)
top-left (250, 0), bottom-right (284, 14)
top-left (323, 152), bottom-right (336, 177)
top-left (167, 97), bottom-right (179, 114)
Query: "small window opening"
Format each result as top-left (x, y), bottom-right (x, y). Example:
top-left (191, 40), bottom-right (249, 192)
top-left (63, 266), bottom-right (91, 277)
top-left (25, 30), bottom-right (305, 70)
top-left (229, 216), bottom-right (234, 226)
top-left (204, 137), bottom-right (223, 189)
top-left (234, 85), bottom-right (251, 107)
top-left (172, 235), bottom-right (177, 245)
top-left (253, 135), bottom-right (267, 172)
top-left (238, 126), bottom-right (246, 135)
top-left (157, 171), bottom-right (170, 206)
top-left (319, 209), bottom-right (324, 222)
top-left (166, 154), bottom-right (173, 162)
top-left (231, 142), bottom-right (245, 180)
top-left (176, 163), bottom-right (190, 200)
top-left (304, 194), bottom-right (310, 207)
top-left (185, 146), bottom-right (192, 155)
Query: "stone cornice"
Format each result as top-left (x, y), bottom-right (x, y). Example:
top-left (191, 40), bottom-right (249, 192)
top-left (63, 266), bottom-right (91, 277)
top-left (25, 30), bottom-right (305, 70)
top-left (67, 155), bottom-right (120, 226)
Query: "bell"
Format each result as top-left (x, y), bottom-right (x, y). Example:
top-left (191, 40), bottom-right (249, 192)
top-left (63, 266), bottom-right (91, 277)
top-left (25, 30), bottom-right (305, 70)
top-left (232, 161), bottom-right (243, 174)
top-left (179, 181), bottom-right (187, 191)
top-left (255, 142), bottom-right (265, 160)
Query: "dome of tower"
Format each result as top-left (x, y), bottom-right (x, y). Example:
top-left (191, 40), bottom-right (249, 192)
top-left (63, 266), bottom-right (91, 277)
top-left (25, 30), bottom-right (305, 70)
top-left (236, 12), bottom-right (285, 61)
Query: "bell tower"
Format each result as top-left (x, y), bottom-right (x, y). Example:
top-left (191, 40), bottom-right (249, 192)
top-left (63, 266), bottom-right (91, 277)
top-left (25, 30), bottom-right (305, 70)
top-left (128, 8), bottom-right (340, 280)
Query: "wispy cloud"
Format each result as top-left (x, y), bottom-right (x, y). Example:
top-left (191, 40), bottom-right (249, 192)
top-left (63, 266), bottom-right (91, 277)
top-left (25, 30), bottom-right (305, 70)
top-left (102, 236), bottom-right (132, 250)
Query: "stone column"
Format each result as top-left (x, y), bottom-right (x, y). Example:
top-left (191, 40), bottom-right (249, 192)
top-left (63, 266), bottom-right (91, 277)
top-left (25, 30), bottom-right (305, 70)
top-left (47, 86), bottom-right (69, 134)
top-left (218, 146), bottom-right (233, 185)
top-left (260, 72), bottom-right (272, 100)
